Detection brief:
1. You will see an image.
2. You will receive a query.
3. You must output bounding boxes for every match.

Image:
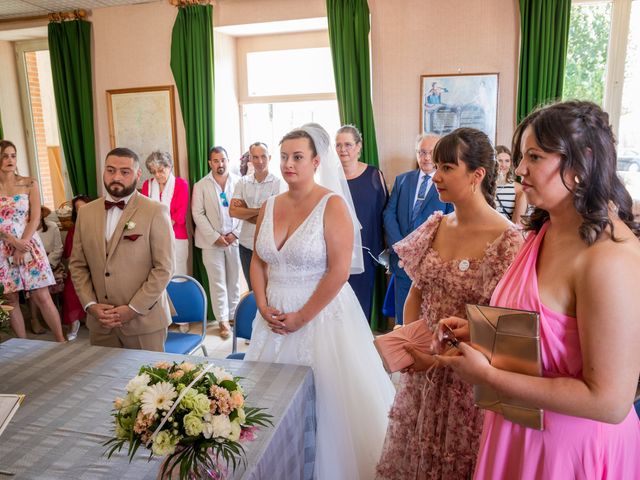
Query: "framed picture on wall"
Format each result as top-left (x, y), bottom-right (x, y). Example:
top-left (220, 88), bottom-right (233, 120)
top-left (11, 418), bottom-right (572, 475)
top-left (106, 85), bottom-right (179, 182)
top-left (420, 73), bottom-right (499, 144)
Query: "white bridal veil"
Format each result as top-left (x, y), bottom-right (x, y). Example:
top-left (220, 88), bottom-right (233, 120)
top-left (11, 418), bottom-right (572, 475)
top-left (298, 123), bottom-right (365, 275)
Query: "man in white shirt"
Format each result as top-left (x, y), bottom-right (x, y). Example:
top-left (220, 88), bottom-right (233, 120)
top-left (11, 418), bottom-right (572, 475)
top-left (192, 146), bottom-right (241, 339)
top-left (70, 148), bottom-right (174, 351)
top-left (229, 142), bottom-right (281, 290)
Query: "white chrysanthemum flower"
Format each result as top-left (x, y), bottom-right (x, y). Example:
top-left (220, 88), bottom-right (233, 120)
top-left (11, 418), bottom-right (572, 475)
top-left (202, 413), bottom-right (214, 439)
top-left (126, 373), bottom-right (151, 393)
top-left (212, 366), bottom-right (233, 383)
top-left (210, 414), bottom-right (232, 439)
top-left (141, 382), bottom-right (177, 416)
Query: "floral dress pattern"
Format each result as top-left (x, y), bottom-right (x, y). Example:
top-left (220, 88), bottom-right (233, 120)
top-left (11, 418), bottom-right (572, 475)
top-left (376, 212), bottom-right (523, 480)
top-left (0, 194), bottom-right (55, 293)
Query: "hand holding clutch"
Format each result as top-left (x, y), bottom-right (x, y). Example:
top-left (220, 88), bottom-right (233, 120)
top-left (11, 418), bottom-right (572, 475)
top-left (373, 320), bottom-right (433, 373)
top-left (466, 304), bottom-right (544, 430)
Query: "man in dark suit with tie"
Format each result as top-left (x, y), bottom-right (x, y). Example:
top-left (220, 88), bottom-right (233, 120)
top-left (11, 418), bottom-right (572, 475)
top-left (383, 134), bottom-right (453, 325)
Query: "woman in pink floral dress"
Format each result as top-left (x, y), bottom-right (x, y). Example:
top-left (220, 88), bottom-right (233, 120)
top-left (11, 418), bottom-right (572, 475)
top-left (0, 140), bottom-right (65, 341)
top-left (376, 129), bottom-right (523, 479)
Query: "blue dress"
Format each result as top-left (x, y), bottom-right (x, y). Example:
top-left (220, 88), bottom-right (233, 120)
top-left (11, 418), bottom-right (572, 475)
top-left (347, 165), bottom-right (387, 323)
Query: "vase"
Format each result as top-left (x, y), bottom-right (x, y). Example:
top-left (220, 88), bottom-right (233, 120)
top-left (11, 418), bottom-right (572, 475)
top-left (157, 448), bottom-right (227, 480)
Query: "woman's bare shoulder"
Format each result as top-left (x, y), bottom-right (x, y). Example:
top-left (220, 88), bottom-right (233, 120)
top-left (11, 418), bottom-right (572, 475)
top-left (579, 222), bottom-right (640, 279)
top-left (14, 175), bottom-right (36, 188)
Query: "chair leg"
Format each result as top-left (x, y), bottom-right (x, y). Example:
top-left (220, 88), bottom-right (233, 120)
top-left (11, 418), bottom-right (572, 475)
top-left (201, 345), bottom-right (209, 357)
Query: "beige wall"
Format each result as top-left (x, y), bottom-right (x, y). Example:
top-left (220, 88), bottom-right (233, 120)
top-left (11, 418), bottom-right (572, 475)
top-left (0, 40), bottom-right (30, 175)
top-left (369, 0), bottom-right (519, 181)
top-left (214, 31), bottom-right (241, 165)
top-left (91, 1), bottom-right (188, 189)
top-left (0, 0), bottom-right (520, 187)
top-left (215, 0), bottom-right (326, 26)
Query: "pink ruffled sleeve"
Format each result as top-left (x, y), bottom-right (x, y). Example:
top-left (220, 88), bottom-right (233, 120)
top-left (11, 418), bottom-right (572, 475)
top-left (392, 212), bottom-right (444, 288)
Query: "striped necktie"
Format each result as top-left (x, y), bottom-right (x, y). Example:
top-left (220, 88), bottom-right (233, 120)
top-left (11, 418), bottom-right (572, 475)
top-left (411, 174), bottom-right (430, 224)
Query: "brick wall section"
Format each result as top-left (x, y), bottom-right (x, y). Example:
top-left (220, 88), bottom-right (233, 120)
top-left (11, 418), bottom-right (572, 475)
top-left (25, 51), bottom-right (54, 210)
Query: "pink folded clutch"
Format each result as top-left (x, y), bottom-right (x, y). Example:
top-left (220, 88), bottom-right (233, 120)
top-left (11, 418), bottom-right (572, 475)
top-left (373, 320), bottom-right (433, 373)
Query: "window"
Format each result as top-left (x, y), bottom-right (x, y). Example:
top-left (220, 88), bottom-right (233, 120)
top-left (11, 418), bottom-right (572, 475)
top-left (15, 39), bottom-right (70, 209)
top-left (246, 48), bottom-right (335, 97)
top-left (564, 0), bottom-right (639, 202)
top-left (238, 32), bottom-right (340, 169)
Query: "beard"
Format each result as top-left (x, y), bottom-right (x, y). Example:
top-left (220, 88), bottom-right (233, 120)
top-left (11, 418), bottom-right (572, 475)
top-left (105, 179), bottom-right (137, 198)
top-left (216, 166), bottom-right (226, 175)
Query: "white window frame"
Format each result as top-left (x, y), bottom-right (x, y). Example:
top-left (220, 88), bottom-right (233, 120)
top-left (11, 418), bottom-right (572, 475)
top-left (236, 30), bottom-right (337, 149)
top-left (14, 38), bottom-right (48, 189)
top-left (573, 0), bottom-right (634, 137)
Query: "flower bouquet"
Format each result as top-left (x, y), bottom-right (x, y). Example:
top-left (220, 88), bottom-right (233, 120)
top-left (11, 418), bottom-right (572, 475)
top-left (104, 361), bottom-right (272, 480)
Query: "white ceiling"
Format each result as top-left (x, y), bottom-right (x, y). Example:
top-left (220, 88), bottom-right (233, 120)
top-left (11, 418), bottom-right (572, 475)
top-left (0, 0), bottom-right (157, 21)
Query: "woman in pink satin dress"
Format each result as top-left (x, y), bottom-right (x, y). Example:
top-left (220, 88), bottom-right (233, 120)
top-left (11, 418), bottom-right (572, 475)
top-left (438, 101), bottom-right (640, 479)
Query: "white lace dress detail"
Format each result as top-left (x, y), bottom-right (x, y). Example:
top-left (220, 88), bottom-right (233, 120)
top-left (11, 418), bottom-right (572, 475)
top-left (245, 193), bottom-right (395, 480)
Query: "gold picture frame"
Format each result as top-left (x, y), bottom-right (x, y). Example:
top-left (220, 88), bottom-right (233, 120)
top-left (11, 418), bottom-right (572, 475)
top-left (420, 73), bottom-right (499, 144)
top-left (106, 85), bottom-right (179, 179)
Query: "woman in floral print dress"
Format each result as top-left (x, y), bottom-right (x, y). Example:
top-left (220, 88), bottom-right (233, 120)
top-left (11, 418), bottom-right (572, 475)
top-left (376, 129), bottom-right (523, 479)
top-left (0, 140), bottom-right (65, 341)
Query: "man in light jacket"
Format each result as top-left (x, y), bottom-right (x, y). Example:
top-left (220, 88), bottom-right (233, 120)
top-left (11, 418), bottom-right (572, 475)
top-left (192, 146), bottom-right (241, 339)
top-left (70, 147), bottom-right (174, 351)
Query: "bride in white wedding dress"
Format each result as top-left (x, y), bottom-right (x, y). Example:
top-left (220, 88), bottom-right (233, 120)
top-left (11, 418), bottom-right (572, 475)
top-left (244, 124), bottom-right (395, 479)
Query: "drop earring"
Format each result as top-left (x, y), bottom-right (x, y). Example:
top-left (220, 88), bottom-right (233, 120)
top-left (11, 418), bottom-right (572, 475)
top-left (472, 183), bottom-right (477, 194)
top-left (574, 175), bottom-right (581, 184)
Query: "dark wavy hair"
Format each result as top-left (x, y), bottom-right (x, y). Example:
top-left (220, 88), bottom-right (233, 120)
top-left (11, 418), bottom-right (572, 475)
top-left (433, 127), bottom-right (498, 208)
top-left (71, 194), bottom-right (92, 224)
top-left (495, 145), bottom-right (515, 183)
top-left (512, 100), bottom-right (639, 245)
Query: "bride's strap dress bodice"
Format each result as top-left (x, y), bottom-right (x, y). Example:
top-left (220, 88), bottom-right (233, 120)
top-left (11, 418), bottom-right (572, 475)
top-left (256, 193), bottom-right (333, 291)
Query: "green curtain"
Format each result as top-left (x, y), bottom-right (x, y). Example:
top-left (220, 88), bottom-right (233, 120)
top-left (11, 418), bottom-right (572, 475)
top-left (517, 0), bottom-right (572, 123)
top-left (48, 19), bottom-right (97, 198)
top-left (327, 0), bottom-right (386, 331)
top-left (170, 4), bottom-right (216, 319)
top-left (0, 110), bottom-right (4, 139)
top-left (327, 0), bottom-right (379, 168)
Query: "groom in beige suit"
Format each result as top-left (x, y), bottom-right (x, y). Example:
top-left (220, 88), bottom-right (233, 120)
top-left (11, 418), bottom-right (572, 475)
top-left (70, 147), bottom-right (174, 351)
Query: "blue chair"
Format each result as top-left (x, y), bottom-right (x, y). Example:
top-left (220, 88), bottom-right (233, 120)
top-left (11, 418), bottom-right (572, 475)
top-left (164, 275), bottom-right (209, 356)
top-left (226, 291), bottom-right (256, 360)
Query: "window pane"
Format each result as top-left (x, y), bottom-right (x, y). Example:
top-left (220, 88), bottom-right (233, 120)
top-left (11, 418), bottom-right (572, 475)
top-left (618, 0), bottom-right (640, 204)
top-left (241, 100), bottom-right (340, 175)
top-left (247, 48), bottom-right (336, 96)
top-left (563, 1), bottom-right (612, 105)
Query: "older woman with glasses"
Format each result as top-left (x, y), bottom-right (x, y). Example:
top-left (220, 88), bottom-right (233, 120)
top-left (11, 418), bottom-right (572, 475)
top-left (335, 125), bottom-right (388, 325)
top-left (141, 151), bottom-right (189, 276)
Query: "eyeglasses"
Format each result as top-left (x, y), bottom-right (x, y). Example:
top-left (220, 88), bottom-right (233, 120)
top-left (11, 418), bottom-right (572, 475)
top-left (336, 143), bottom-right (356, 151)
top-left (220, 192), bottom-right (229, 207)
top-left (416, 149), bottom-right (434, 158)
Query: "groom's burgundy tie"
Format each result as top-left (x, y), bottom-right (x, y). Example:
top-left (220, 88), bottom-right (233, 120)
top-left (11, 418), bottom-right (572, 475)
top-left (104, 200), bottom-right (125, 210)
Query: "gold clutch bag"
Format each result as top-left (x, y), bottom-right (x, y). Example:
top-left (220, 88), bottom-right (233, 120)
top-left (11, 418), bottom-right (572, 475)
top-left (466, 304), bottom-right (544, 430)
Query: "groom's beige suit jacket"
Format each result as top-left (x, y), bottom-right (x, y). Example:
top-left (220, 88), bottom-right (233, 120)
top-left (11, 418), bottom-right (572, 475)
top-left (70, 192), bottom-right (175, 337)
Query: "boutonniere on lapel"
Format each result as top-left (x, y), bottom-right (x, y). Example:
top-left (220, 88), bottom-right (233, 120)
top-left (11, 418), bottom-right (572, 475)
top-left (123, 221), bottom-right (141, 241)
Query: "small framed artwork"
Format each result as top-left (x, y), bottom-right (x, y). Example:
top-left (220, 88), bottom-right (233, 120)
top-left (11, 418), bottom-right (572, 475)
top-left (106, 85), bottom-right (179, 181)
top-left (420, 73), bottom-right (499, 143)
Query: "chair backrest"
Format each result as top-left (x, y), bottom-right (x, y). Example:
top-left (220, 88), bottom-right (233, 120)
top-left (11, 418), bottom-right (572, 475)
top-left (166, 275), bottom-right (207, 324)
top-left (232, 291), bottom-right (256, 354)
